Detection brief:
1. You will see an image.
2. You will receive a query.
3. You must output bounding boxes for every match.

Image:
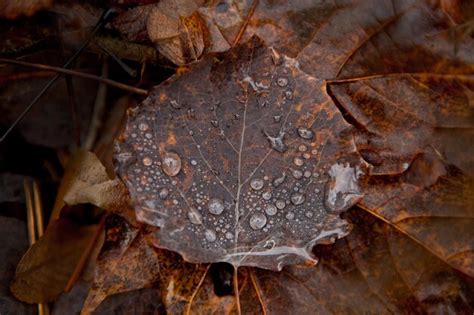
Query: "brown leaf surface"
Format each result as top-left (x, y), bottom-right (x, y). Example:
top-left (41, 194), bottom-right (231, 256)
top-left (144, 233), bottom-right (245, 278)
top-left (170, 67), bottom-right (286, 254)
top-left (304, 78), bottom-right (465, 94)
top-left (115, 36), bottom-right (367, 270)
top-left (82, 216), bottom-right (235, 314)
top-left (10, 217), bottom-right (101, 303)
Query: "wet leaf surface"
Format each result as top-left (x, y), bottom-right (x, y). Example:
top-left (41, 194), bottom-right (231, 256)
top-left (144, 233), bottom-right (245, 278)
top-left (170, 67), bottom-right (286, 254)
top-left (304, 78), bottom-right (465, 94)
top-left (116, 36), bottom-right (367, 270)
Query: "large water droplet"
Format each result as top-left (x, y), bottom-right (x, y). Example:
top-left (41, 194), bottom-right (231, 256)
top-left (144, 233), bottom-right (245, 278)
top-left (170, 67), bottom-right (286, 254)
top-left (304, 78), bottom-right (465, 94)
top-left (188, 208), bottom-right (202, 225)
top-left (208, 198), bottom-right (224, 215)
top-left (159, 188), bottom-right (169, 199)
top-left (143, 157), bottom-right (153, 166)
top-left (265, 204), bottom-right (277, 216)
top-left (297, 127), bottom-right (314, 140)
top-left (138, 123), bottom-right (149, 131)
top-left (290, 193), bottom-right (305, 205)
top-left (292, 170), bottom-right (303, 179)
top-left (276, 200), bottom-right (286, 210)
top-left (250, 178), bottom-right (264, 190)
top-left (204, 229), bottom-right (216, 242)
top-left (262, 191), bottom-right (272, 200)
top-left (162, 152), bottom-right (182, 177)
top-left (293, 157), bottom-right (304, 167)
top-left (249, 213), bottom-right (267, 230)
top-left (277, 77), bottom-right (288, 87)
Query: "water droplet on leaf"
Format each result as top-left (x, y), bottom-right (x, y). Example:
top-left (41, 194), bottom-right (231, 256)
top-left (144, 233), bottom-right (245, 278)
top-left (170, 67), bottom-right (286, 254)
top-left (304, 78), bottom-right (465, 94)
top-left (250, 178), bottom-right (264, 190)
top-left (208, 198), bottom-right (225, 215)
top-left (249, 213), bottom-right (267, 230)
top-left (297, 127), bottom-right (314, 140)
top-left (162, 152), bottom-right (182, 177)
top-left (290, 193), bottom-right (305, 205)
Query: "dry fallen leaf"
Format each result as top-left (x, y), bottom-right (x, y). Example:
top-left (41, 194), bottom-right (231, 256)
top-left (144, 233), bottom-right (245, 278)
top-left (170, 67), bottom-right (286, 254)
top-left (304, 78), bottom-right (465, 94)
top-left (10, 217), bottom-right (101, 303)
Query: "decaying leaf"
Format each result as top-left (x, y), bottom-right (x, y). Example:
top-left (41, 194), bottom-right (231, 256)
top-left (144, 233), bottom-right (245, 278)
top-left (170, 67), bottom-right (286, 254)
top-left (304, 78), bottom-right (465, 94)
top-left (82, 216), bottom-right (234, 314)
top-left (115, 36), bottom-right (368, 270)
top-left (10, 217), bottom-right (101, 303)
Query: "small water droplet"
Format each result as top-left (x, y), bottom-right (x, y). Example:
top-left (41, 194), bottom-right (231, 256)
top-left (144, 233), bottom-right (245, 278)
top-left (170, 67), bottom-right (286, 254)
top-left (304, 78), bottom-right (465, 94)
top-left (225, 232), bottom-right (234, 239)
top-left (208, 198), bottom-right (224, 215)
top-left (276, 200), bottom-right (286, 209)
top-left (311, 149), bottom-right (318, 155)
top-left (314, 188), bottom-right (320, 193)
top-left (262, 191), bottom-right (272, 200)
top-left (284, 90), bottom-right (293, 99)
top-left (159, 188), bottom-right (169, 199)
top-left (187, 108), bottom-right (195, 119)
top-left (272, 173), bottom-right (286, 187)
top-left (143, 157), bottom-right (153, 166)
top-left (188, 208), bottom-right (202, 225)
top-left (292, 170), bottom-right (303, 179)
top-left (190, 159), bottom-right (198, 166)
top-left (273, 115), bottom-right (282, 123)
top-left (298, 145), bottom-right (307, 152)
top-left (290, 193), bottom-right (305, 205)
top-left (293, 157), bottom-right (304, 167)
top-left (305, 211), bottom-right (313, 218)
top-left (172, 199), bottom-right (179, 205)
top-left (211, 120), bottom-right (219, 128)
top-left (304, 171), bottom-right (312, 178)
top-left (249, 213), bottom-right (267, 230)
top-left (189, 130), bottom-right (194, 136)
top-left (265, 204), bottom-right (277, 216)
top-left (277, 77), bottom-right (288, 87)
top-left (139, 123), bottom-right (149, 131)
top-left (250, 178), bottom-right (264, 190)
top-left (205, 229), bottom-right (216, 242)
top-left (297, 127), bottom-right (314, 140)
top-left (170, 100), bottom-right (181, 109)
top-left (286, 212), bottom-right (294, 220)
top-left (161, 152), bottom-right (182, 177)
top-left (145, 133), bottom-right (153, 139)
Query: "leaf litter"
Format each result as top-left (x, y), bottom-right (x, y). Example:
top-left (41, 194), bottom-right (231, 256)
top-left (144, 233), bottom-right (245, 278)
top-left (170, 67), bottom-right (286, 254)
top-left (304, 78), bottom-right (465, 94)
top-left (1, 0), bottom-right (473, 313)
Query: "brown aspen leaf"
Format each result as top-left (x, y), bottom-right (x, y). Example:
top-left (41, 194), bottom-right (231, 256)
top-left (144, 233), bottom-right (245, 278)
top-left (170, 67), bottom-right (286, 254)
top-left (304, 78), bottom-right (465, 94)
top-left (115, 36), bottom-right (368, 270)
top-left (359, 151), bottom-right (474, 278)
top-left (10, 217), bottom-right (101, 303)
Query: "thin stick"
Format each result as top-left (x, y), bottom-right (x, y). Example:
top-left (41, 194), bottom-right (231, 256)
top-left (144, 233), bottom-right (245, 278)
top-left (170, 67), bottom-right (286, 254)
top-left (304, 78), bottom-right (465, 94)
top-left (32, 181), bottom-right (45, 238)
top-left (94, 41), bottom-right (137, 77)
top-left (0, 9), bottom-right (114, 143)
top-left (84, 58), bottom-right (109, 151)
top-left (232, 0), bottom-right (259, 47)
top-left (233, 267), bottom-right (241, 315)
top-left (0, 59), bottom-right (148, 96)
top-left (23, 180), bottom-right (36, 246)
top-left (250, 269), bottom-right (267, 315)
top-left (65, 214), bottom-right (106, 292)
top-left (185, 265), bottom-right (211, 315)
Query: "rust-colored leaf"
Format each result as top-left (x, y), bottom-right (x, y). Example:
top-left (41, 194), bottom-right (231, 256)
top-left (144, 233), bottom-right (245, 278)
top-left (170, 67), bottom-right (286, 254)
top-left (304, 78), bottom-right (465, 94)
top-left (115, 36), bottom-right (367, 270)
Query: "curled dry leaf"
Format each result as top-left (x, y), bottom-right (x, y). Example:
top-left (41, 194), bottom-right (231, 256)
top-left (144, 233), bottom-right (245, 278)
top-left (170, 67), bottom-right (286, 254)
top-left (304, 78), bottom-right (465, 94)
top-left (52, 150), bottom-right (131, 222)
